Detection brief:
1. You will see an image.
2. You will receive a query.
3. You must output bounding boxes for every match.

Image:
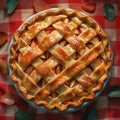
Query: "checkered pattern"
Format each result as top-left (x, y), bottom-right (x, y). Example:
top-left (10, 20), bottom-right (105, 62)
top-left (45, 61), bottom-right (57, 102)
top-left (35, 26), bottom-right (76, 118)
top-left (0, 0), bottom-right (120, 120)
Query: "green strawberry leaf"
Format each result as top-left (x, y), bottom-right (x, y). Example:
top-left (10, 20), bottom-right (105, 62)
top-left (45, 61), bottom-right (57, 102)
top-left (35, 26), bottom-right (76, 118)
top-left (15, 110), bottom-right (32, 120)
top-left (107, 86), bottom-right (120, 97)
top-left (4, 0), bottom-right (18, 14)
top-left (102, 4), bottom-right (115, 21)
top-left (82, 107), bottom-right (98, 120)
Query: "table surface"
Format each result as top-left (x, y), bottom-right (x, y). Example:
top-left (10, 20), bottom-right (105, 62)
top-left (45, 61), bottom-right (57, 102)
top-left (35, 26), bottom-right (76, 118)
top-left (0, 0), bottom-right (120, 120)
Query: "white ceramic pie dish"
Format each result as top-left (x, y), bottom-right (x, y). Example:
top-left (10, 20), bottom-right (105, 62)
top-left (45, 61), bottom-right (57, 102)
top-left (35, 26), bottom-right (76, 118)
top-left (7, 8), bottom-right (113, 113)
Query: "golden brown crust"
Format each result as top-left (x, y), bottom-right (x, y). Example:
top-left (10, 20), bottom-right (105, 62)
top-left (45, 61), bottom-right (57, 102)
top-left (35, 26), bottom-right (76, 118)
top-left (9, 8), bottom-right (112, 111)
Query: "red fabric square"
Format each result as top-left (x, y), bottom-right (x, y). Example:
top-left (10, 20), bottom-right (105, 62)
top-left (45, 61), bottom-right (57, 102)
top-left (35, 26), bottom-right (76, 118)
top-left (69, 4), bottom-right (82, 11)
top-left (0, 23), bottom-right (10, 33)
top-left (45, 0), bottom-right (59, 4)
top-left (94, 15), bottom-right (105, 28)
top-left (105, 19), bottom-right (116, 29)
top-left (69, 0), bottom-right (82, 3)
top-left (9, 10), bottom-right (22, 22)
top-left (116, 41), bottom-right (120, 66)
top-left (9, 21), bottom-right (22, 32)
top-left (116, 29), bottom-right (120, 41)
top-left (19, 0), bottom-right (33, 9)
top-left (110, 41), bottom-right (118, 66)
top-left (0, 116), bottom-right (6, 120)
top-left (109, 78), bottom-right (120, 87)
top-left (116, 16), bottom-right (120, 29)
top-left (107, 108), bottom-right (120, 118)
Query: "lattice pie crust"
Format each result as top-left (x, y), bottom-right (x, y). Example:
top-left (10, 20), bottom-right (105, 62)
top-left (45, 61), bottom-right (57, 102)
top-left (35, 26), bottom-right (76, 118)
top-left (9, 8), bottom-right (112, 111)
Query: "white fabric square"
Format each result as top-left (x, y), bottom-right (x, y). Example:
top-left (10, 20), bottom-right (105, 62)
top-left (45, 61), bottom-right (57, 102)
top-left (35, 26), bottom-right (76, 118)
top-left (104, 29), bottom-right (116, 41)
top-left (0, 11), bottom-right (9, 23)
top-left (21, 9), bottom-right (33, 21)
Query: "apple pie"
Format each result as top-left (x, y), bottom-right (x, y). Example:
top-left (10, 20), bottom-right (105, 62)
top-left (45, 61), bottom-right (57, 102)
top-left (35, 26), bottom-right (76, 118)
top-left (9, 8), bottom-right (112, 111)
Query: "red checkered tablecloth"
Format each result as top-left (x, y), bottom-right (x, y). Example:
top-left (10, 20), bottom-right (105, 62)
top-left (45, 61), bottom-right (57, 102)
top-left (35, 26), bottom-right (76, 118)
top-left (0, 0), bottom-right (120, 120)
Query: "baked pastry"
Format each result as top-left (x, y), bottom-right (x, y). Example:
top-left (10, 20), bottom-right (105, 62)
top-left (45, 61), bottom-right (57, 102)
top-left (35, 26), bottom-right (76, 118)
top-left (9, 8), bottom-right (112, 111)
